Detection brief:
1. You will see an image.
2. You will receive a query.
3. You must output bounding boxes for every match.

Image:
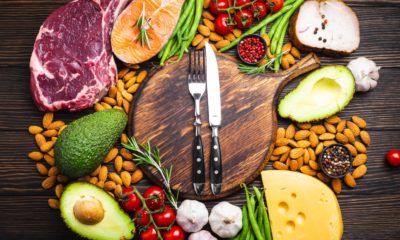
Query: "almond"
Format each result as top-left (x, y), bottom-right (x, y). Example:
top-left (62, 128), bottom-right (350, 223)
top-left (202, 11), bottom-right (214, 20)
top-left (290, 148), bottom-right (305, 159)
top-left (360, 131), bottom-right (371, 145)
top-left (109, 172), bottom-right (122, 185)
top-left (317, 172), bottom-right (331, 183)
top-left (324, 122), bottom-right (337, 134)
top-left (282, 42), bottom-right (292, 53)
top-left (279, 151), bottom-right (290, 162)
top-left (300, 166), bottom-right (317, 176)
top-left (108, 86), bottom-right (118, 98)
top-left (326, 115), bottom-right (341, 124)
top-left (104, 181), bottom-right (116, 191)
top-left (57, 175), bottom-right (69, 183)
top-left (103, 97), bottom-right (117, 106)
top-left (36, 163), bottom-right (48, 175)
top-left (89, 177), bottom-right (98, 185)
top-left (297, 140), bottom-right (311, 148)
top-left (336, 133), bottom-right (349, 144)
top-left (297, 122), bottom-right (312, 130)
top-left (297, 157), bottom-right (304, 168)
top-left (121, 171), bottom-right (132, 188)
top-left (48, 166), bottom-right (59, 177)
top-left (28, 151), bottom-right (43, 161)
top-left (347, 121), bottom-right (360, 137)
top-left (96, 181), bottom-right (105, 189)
top-left (294, 130), bottom-right (311, 141)
top-left (90, 166), bottom-right (101, 177)
top-left (285, 158), bottom-right (291, 167)
top-left (289, 160), bottom-right (299, 171)
top-left (44, 154), bottom-right (55, 166)
top-left (344, 174), bottom-right (357, 188)
top-left (270, 155), bottom-right (280, 161)
top-left (343, 129), bottom-right (356, 143)
top-left (315, 143), bottom-right (324, 155)
top-left (336, 120), bottom-right (346, 133)
top-left (275, 138), bottom-right (290, 147)
top-left (352, 116), bottom-right (367, 128)
top-left (35, 134), bottom-right (46, 148)
top-left (209, 32), bottom-right (223, 42)
top-left (224, 33), bottom-right (236, 42)
top-left (42, 112), bottom-right (54, 128)
top-left (116, 91), bottom-right (123, 106)
top-left (309, 160), bottom-right (320, 170)
top-left (99, 166), bottom-right (108, 182)
top-left (42, 129), bottom-right (58, 137)
top-left (267, 47), bottom-right (274, 59)
top-left (290, 47), bottom-right (301, 59)
top-left (310, 125), bottom-right (326, 135)
top-left (120, 148), bottom-right (133, 160)
top-left (281, 58), bottom-right (290, 70)
top-left (286, 124), bottom-right (296, 139)
top-left (121, 91), bottom-right (133, 102)
top-left (198, 24), bottom-right (210, 36)
top-left (123, 71), bottom-right (136, 81)
top-left (319, 133), bottom-right (335, 140)
top-left (308, 148), bottom-right (316, 161)
top-left (288, 139), bottom-right (299, 148)
top-left (203, 18), bottom-right (215, 31)
top-left (120, 133), bottom-right (128, 144)
top-left (353, 154), bottom-right (368, 166)
top-left (323, 140), bottom-right (337, 147)
top-left (273, 161), bottom-right (289, 170)
top-left (345, 144), bottom-right (358, 157)
top-left (276, 128), bottom-right (285, 139)
top-left (136, 70), bottom-right (148, 83)
top-left (40, 141), bottom-right (55, 153)
top-left (28, 125), bottom-right (43, 135)
top-left (94, 103), bottom-right (105, 112)
top-left (104, 148), bottom-right (118, 163)
top-left (118, 68), bottom-right (129, 78)
top-left (132, 169), bottom-right (144, 183)
top-left (303, 149), bottom-right (310, 164)
top-left (233, 29), bottom-right (242, 38)
top-left (48, 198), bottom-right (60, 209)
top-left (47, 120), bottom-right (65, 130)
top-left (122, 99), bottom-right (130, 113)
top-left (55, 184), bottom-right (63, 198)
top-left (354, 141), bottom-right (367, 153)
top-left (331, 179), bottom-right (342, 194)
top-left (215, 40), bottom-right (231, 49)
top-left (352, 164), bottom-right (367, 179)
top-left (125, 78), bottom-right (137, 89)
top-left (309, 132), bottom-right (319, 148)
top-left (272, 146), bottom-right (291, 155)
top-left (42, 176), bottom-right (56, 189)
top-left (47, 149), bottom-right (54, 157)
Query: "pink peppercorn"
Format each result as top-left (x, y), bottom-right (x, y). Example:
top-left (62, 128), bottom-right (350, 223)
top-left (237, 36), bottom-right (266, 64)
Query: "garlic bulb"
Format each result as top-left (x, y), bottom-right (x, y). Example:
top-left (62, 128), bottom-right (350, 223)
top-left (176, 200), bottom-right (209, 233)
top-left (209, 201), bottom-right (242, 238)
top-left (347, 57), bottom-right (380, 92)
top-left (188, 230), bottom-right (217, 240)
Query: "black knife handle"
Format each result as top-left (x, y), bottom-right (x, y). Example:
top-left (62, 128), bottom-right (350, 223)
top-left (210, 135), bottom-right (222, 193)
top-left (193, 134), bottom-right (205, 186)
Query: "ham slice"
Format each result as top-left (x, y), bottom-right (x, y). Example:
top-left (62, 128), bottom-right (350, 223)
top-left (111, 0), bottom-right (185, 64)
top-left (289, 0), bottom-right (360, 55)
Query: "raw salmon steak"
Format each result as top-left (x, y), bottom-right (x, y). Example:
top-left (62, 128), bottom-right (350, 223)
top-left (111, 0), bottom-right (185, 64)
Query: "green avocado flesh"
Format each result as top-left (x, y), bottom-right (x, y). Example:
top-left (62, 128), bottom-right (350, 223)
top-left (278, 66), bottom-right (355, 122)
top-left (60, 182), bottom-right (135, 240)
top-left (55, 109), bottom-right (127, 178)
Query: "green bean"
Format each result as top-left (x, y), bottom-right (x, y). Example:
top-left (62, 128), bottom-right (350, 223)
top-left (176, 0), bottom-right (195, 38)
top-left (173, 0), bottom-right (195, 36)
top-left (248, 194), bottom-right (263, 240)
top-left (184, 0), bottom-right (203, 48)
top-left (219, 4), bottom-right (294, 52)
top-left (270, 0), bottom-right (304, 53)
top-left (274, 21), bottom-right (289, 72)
top-left (254, 187), bottom-right (272, 240)
top-left (257, 205), bottom-right (265, 238)
top-left (260, 25), bottom-right (267, 36)
top-left (268, 15), bottom-right (283, 39)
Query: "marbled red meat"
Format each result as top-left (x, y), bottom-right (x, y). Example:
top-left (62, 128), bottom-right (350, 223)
top-left (30, 0), bottom-right (128, 112)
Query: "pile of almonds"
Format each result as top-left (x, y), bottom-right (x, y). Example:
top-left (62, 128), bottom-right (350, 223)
top-left (269, 115), bottom-right (371, 194)
top-left (27, 66), bottom-right (147, 209)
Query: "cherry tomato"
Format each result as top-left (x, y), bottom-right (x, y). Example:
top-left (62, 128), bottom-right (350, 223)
top-left (266, 0), bottom-right (284, 13)
top-left (140, 225), bottom-right (158, 240)
top-left (153, 206), bottom-right (176, 227)
top-left (162, 225), bottom-right (185, 240)
top-left (143, 186), bottom-right (166, 210)
top-left (134, 207), bottom-right (150, 226)
top-left (250, 2), bottom-right (268, 19)
top-left (387, 150), bottom-right (400, 167)
top-left (214, 14), bottom-right (234, 36)
top-left (235, 0), bottom-right (252, 7)
top-left (234, 10), bottom-right (253, 29)
top-left (209, 0), bottom-right (230, 16)
top-left (120, 187), bottom-right (141, 213)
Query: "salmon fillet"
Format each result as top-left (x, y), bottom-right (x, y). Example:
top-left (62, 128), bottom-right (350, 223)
top-left (111, 0), bottom-right (185, 64)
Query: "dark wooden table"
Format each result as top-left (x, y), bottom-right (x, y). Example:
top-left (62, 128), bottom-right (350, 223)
top-left (0, 0), bottom-right (399, 239)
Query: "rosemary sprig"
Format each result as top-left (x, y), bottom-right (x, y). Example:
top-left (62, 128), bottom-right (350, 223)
top-left (238, 50), bottom-right (289, 75)
top-left (135, 2), bottom-right (152, 49)
top-left (123, 137), bottom-right (179, 210)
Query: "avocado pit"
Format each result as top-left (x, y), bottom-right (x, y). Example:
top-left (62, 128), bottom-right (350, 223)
top-left (73, 195), bottom-right (105, 225)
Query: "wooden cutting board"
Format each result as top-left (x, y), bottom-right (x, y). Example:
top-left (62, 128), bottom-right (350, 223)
top-left (128, 53), bottom-right (320, 200)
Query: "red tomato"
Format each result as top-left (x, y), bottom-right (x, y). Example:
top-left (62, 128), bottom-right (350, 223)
top-left (140, 225), bottom-right (158, 240)
top-left (214, 14), bottom-right (234, 36)
top-left (209, 0), bottom-right (230, 16)
top-left (387, 150), bottom-right (400, 167)
top-left (134, 207), bottom-right (150, 226)
top-left (153, 206), bottom-right (176, 227)
top-left (235, 0), bottom-right (252, 7)
top-left (162, 225), bottom-right (185, 240)
top-left (143, 186), bottom-right (166, 210)
top-left (234, 10), bottom-right (253, 29)
top-left (120, 187), bottom-right (141, 213)
top-left (266, 0), bottom-right (284, 13)
top-left (250, 2), bottom-right (268, 19)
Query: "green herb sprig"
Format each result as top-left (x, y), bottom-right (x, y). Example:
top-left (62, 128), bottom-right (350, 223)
top-left (238, 50), bottom-right (288, 75)
top-left (135, 2), bottom-right (152, 49)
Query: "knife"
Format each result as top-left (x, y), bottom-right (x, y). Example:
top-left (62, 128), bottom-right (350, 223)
top-left (205, 42), bottom-right (222, 195)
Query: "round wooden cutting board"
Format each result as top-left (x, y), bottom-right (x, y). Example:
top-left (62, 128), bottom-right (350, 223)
top-left (128, 53), bottom-right (320, 200)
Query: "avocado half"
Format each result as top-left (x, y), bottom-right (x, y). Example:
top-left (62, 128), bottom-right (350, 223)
top-left (278, 66), bottom-right (355, 122)
top-left (60, 182), bottom-right (135, 240)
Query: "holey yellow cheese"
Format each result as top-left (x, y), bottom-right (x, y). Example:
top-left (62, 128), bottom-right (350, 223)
top-left (261, 170), bottom-right (343, 240)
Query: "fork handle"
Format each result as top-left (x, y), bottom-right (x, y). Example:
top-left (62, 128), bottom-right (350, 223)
top-left (193, 131), bottom-right (205, 194)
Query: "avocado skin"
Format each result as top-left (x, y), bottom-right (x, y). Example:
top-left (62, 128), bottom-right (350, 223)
top-left (55, 109), bottom-right (127, 178)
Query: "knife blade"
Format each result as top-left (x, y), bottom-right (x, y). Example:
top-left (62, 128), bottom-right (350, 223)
top-left (205, 42), bottom-right (222, 195)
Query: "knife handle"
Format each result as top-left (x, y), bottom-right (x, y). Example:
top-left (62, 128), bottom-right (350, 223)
top-left (193, 134), bottom-right (205, 189)
top-left (210, 128), bottom-right (222, 195)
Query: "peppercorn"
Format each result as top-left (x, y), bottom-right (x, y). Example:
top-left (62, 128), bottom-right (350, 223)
top-left (319, 144), bottom-right (352, 178)
top-left (238, 36), bottom-right (266, 64)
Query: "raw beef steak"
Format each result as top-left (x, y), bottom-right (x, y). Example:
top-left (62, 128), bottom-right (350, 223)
top-left (30, 0), bottom-right (128, 112)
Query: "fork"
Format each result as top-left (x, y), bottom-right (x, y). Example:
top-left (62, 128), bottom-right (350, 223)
top-left (188, 48), bottom-right (206, 195)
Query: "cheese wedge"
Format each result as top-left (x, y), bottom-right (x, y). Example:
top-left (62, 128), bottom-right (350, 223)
top-left (261, 170), bottom-right (343, 240)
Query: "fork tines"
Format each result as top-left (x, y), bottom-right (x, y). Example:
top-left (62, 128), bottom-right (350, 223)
top-left (188, 48), bottom-right (206, 85)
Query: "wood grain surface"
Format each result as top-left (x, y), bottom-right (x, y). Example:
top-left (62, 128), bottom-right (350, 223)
top-left (129, 53), bottom-right (320, 199)
top-left (0, 0), bottom-right (400, 239)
